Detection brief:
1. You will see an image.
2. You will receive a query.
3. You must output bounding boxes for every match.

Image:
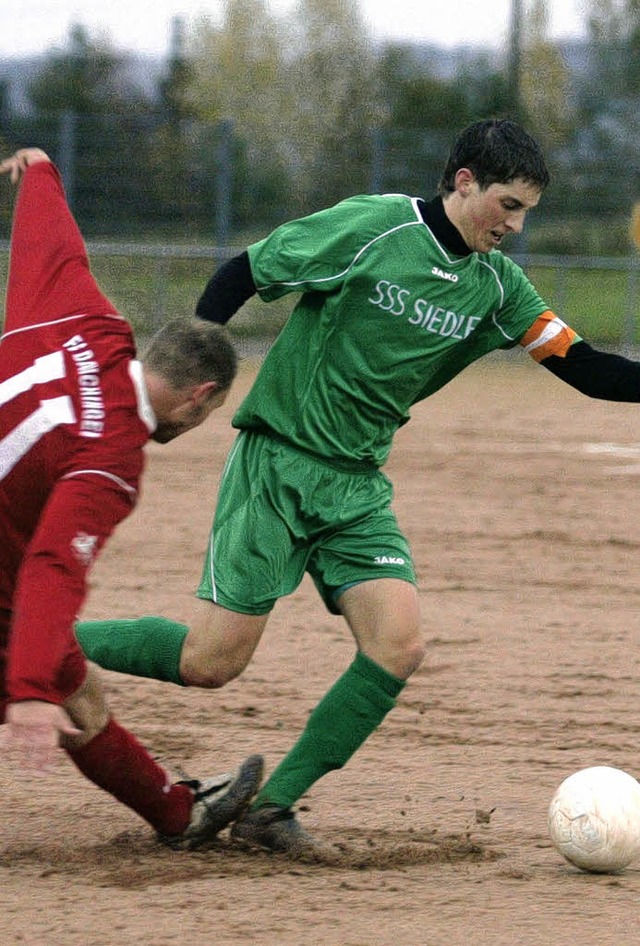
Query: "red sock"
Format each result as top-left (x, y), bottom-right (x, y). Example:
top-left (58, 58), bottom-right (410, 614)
top-left (67, 717), bottom-right (192, 836)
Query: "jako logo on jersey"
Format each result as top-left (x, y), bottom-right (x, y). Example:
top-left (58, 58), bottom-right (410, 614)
top-left (374, 555), bottom-right (406, 565)
top-left (72, 532), bottom-right (98, 566)
top-left (432, 266), bottom-right (459, 283)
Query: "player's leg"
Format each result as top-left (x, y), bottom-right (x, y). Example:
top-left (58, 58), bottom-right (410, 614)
top-left (339, 576), bottom-right (424, 678)
top-left (232, 483), bottom-right (424, 857)
top-left (75, 615), bottom-right (190, 685)
top-left (178, 600), bottom-right (269, 687)
top-left (77, 432), bottom-right (294, 687)
top-left (76, 603), bottom-right (267, 687)
top-left (254, 578), bottom-right (422, 812)
top-left (62, 663), bottom-right (263, 846)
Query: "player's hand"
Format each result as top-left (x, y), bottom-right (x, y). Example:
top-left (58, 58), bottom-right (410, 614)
top-left (0, 148), bottom-right (51, 185)
top-left (2, 700), bottom-right (82, 775)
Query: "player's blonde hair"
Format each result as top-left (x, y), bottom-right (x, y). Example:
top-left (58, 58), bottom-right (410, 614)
top-left (142, 317), bottom-right (237, 392)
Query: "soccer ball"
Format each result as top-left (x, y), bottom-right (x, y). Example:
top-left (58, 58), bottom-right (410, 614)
top-left (548, 766), bottom-right (640, 873)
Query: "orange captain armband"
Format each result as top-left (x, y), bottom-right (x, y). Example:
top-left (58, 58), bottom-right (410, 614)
top-left (519, 310), bottom-right (579, 362)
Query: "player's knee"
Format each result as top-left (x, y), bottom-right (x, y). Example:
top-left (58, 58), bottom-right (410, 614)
top-left (393, 635), bottom-right (426, 679)
top-left (180, 652), bottom-right (249, 689)
top-left (405, 636), bottom-right (426, 676)
top-left (364, 631), bottom-right (425, 681)
top-left (180, 616), bottom-right (264, 688)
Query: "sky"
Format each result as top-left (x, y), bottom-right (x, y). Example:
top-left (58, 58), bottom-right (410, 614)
top-left (0, 0), bottom-right (590, 59)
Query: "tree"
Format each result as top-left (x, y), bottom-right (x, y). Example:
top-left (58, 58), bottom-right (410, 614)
top-left (186, 0), bottom-right (291, 231)
top-left (149, 16), bottom-right (202, 231)
top-left (25, 24), bottom-right (158, 234)
top-left (566, 0), bottom-right (640, 217)
top-left (459, 55), bottom-right (515, 121)
top-left (28, 24), bottom-right (147, 116)
top-left (586, 0), bottom-right (640, 95)
top-left (373, 44), bottom-right (474, 196)
top-left (519, 0), bottom-right (573, 146)
top-left (283, 0), bottom-right (382, 208)
top-left (380, 45), bottom-right (472, 131)
top-left (158, 16), bottom-right (195, 123)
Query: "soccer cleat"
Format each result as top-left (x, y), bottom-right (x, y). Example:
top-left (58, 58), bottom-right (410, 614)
top-left (161, 753), bottom-right (264, 850)
top-left (230, 802), bottom-right (332, 860)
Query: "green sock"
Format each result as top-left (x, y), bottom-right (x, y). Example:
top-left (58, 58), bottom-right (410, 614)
top-left (75, 616), bottom-right (188, 685)
top-left (253, 650), bottom-right (405, 810)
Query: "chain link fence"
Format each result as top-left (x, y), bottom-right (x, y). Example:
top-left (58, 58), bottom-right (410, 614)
top-left (1, 240), bottom-right (638, 351)
top-left (1, 110), bottom-right (639, 349)
top-left (1, 111), bottom-right (637, 253)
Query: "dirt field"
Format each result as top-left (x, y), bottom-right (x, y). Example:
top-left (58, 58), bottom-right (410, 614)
top-left (3, 355), bottom-right (640, 946)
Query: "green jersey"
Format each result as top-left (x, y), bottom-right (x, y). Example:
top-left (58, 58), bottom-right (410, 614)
top-left (239, 193), bottom-right (548, 469)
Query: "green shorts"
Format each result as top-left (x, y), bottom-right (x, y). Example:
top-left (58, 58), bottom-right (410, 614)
top-left (197, 430), bottom-right (416, 615)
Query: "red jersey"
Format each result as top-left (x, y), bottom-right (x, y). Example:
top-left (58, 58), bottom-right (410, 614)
top-left (0, 162), bottom-right (154, 707)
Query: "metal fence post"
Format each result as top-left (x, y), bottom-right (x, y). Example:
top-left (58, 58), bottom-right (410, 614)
top-left (214, 119), bottom-right (233, 247)
top-left (369, 127), bottom-right (384, 194)
top-left (58, 110), bottom-right (77, 211)
top-left (623, 256), bottom-right (639, 352)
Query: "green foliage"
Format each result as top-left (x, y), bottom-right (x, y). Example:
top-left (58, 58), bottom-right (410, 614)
top-left (526, 215), bottom-right (634, 256)
top-left (185, 0), bottom-right (292, 227)
top-left (0, 132), bottom-right (13, 231)
top-left (286, 0), bottom-right (383, 190)
top-left (379, 44), bottom-right (478, 132)
top-left (459, 61), bottom-right (515, 121)
top-left (27, 24), bottom-right (149, 115)
top-left (4, 0), bottom-right (638, 248)
top-left (186, 0), bottom-right (381, 214)
top-left (520, 0), bottom-right (573, 147)
top-left (158, 17), bottom-right (196, 122)
top-left (583, 1), bottom-right (639, 103)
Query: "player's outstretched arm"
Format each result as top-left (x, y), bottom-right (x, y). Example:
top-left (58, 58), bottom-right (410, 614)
top-left (0, 148), bottom-right (51, 185)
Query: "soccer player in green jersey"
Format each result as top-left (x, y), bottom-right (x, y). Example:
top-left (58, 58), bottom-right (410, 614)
top-left (77, 119), bottom-right (640, 857)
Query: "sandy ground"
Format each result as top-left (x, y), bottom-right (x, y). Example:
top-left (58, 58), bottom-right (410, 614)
top-left (3, 355), bottom-right (640, 946)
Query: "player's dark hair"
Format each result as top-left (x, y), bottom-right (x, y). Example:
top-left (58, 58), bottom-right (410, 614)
top-left (142, 317), bottom-right (237, 391)
top-left (438, 119), bottom-right (550, 194)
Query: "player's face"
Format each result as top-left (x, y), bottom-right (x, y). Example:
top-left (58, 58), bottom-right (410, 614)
top-left (455, 175), bottom-right (542, 253)
top-left (152, 388), bottom-right (228, 443)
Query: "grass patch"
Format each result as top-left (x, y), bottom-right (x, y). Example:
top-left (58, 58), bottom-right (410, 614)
top-left (1, 248), bottom-right (638, 347)
top-left (524, 264), bottom-right (639, 344)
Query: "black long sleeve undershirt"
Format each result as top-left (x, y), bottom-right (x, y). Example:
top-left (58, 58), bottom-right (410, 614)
top-left (195, 251), bottom-right (256, 324)
top-left (541, 341), bottom-right (640, 402)
top-left (194, 207), bottom-right (640, 404)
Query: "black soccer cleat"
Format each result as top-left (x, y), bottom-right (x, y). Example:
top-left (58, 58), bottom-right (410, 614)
top-left (161, 754), bottom-right (264, 850)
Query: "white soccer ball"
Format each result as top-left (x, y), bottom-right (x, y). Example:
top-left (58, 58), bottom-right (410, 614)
top-left (548, 766), bottom-right (640, 873)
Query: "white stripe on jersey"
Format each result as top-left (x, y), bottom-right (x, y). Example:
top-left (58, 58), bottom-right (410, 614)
top-left (0, 311), bottom-right (126, 345)
top-left (0, 396), bottom-right (75, 481)
top-left (254, 220), bottom-right (425, 293)
top-left (128, 359), bottom-right (156, 434)
top-left (0, 351), bottom-right (65, 407)
top-left (62, 468), bottom-right (137, 498)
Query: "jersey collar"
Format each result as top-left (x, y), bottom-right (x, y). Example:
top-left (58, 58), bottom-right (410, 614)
top-left (418, 196), bottom-right (472, 257)
top-left (128, 359), bottom-right (157, 434)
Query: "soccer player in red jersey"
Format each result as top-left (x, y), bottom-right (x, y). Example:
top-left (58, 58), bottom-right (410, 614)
top-left (0, 148), bottom-right (263, 848)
